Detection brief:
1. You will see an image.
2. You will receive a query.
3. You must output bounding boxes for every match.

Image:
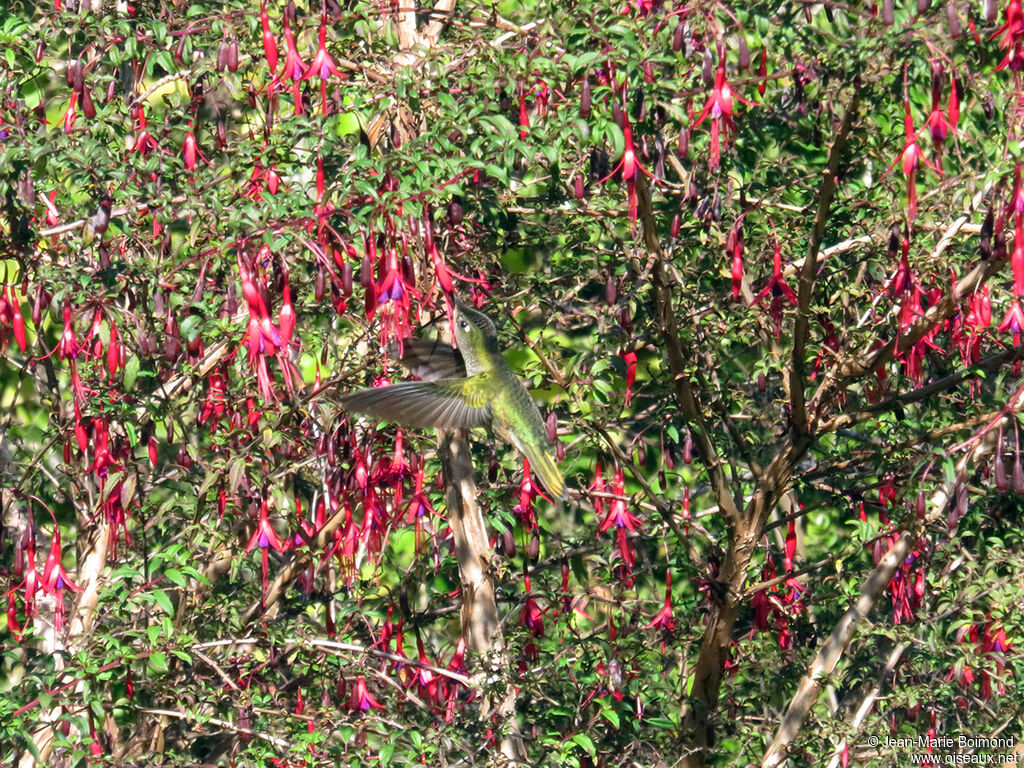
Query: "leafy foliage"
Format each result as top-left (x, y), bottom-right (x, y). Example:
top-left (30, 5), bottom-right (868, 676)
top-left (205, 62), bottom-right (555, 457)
top-left (2, 0), bottom-right (1024, 766)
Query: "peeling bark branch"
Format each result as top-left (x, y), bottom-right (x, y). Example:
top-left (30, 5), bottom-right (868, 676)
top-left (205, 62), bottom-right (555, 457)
top-left (438, 429), bottom-right (526, 764)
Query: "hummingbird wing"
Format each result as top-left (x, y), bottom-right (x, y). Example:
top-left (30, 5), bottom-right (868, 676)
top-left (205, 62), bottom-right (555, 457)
top-left (342, 376), bottom-right (491, 430)
top-left (387, 338), bottom-right (466, 381)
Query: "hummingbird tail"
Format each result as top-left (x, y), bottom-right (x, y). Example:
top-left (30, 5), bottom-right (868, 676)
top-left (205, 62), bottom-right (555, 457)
top-left (524, 445), bottom-right (566, 500)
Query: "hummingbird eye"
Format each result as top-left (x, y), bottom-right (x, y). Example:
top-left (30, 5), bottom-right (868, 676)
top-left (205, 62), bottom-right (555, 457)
top-left (458, 320), bottom-right (470, 330)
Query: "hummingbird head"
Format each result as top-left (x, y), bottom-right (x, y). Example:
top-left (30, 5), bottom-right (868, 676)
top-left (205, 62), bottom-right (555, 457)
top-left (453, 299), bottom-right (499, 358)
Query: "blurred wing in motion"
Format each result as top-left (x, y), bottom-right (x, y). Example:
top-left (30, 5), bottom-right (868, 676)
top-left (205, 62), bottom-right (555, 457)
top-left (342, 376), bottom-right (491, 431)
top-left (387, 338), bottom-right (466, 381)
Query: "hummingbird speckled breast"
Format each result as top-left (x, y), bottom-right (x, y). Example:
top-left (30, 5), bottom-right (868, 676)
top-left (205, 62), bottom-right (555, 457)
top-left (341, 300), bottom-right (565, 500)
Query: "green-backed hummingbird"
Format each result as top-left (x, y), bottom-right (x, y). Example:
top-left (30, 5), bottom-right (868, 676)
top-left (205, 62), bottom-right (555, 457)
top-left (342, 300), bottom-right (565, 499)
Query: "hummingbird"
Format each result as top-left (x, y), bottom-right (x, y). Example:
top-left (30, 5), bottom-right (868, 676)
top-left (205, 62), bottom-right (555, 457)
top-left (341, 300), bottom-right (565, 499)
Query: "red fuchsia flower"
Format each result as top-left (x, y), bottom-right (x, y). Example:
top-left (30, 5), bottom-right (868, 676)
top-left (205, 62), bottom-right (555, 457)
top-left (58, 301), bottom-right (77, 359)
top-left (442, 637), bottom-right (471, 722)
top-left (784, 518), bottom-right (797, 571)
top-left (924, 63), bottom-right (964, 171)
top-left (5, 284), bottom-right (27, 354)
top-left (620, 348), bottom-right (637, 406)
top-left (998, 299), bottom-right (1024, 344)
top-left (726, 213), bottom-right (747, 299)
top-left (347, 677), bottom-right (384, 711)
top-left (183, 128), bottom-right (208, 172)
top-left (518, 83), bottom-right (530, 140)
top-left (642, 569), bottom-right (675, 635)
top-left (5, 517), bottom-right (44, 637)
top-left (885, 232), bottom-right (915, 298)
top-left (42, 525), bottom-right (82, 632)
top-left (411, 635), bottom-right (439, 704)
top-left (260, 1), bottom-right (279, 74)
top-left (304, 10), bottom-right (340, 81)
top-left (516, 463), bottom-right (538, 528)
top-left (879, 72), bottom-right (941, 222)
top-left (62, 91), bottom-right (78, 133)
top-left (520, 572), bottom-right (546, 637)
top-left (128, 106), bottom-right (158, 156)
top-left (303, 9), bottom-right (341, 113)
top-left (358, 486), bottom-right (389, 557)
top-left (199, 369), bottom-right (228, 425)
top-left (992, 0), bottom-right (1024, 70)
top-left (959, 284), bottom-right (991, 365)
top-left (280, 10), bottom-right (307, 113)
top-left (44, 190), bottom-right (60, 226)
top-left (403, 465), bottom-right (437, 552)
top-left (373, 244), bottom-right (421, 347)
top-left (593, 84), bottom-right (655, 222)
top-left (751, 561), bottom-right (775, 633)
top-left (246, 498), bottom-right (289, 605)
top-left (751, 218), bottom-right (797, 337)
top-left (962, 284), bottom-right (987, 329)
top-left (597, 466), bottom-right (641, 570)
top-left (691, 51), bottom-right (756, 170)
top-left (757, 47), bottom-right (768, 97)
top-left (1011, 216), bottom-right (1024, 297)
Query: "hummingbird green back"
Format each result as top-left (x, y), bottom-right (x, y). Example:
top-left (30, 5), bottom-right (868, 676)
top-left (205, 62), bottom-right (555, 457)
top-left (341, 300), bottom-right (565, 499)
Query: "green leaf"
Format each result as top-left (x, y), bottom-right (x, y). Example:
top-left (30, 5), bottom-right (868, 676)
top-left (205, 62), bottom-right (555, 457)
top-left (571, 733), bottom-right (596, 756)
top-left (152, 589), bottom-right (174, 616)
top-left (123, 356), bottom-right (140, 390)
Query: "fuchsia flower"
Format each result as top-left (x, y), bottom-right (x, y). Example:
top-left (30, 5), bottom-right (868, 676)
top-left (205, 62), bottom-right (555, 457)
top-left (998, 300), bottom-right (1024, 345)
top-left (751, 218), bottom-right (797, 337)
top-left (518, 84), bottom-right (529, 140)
top-left (403, 463), bottom-right (437, 552)
top-left (42, 526), bottom-right (82, 632)
top-left (183, 128), bottom-right (208, 172)
top-left (520, 572), bottom-right (546, 637)
top-left (642, 569), bottom-right (675, 634)
top-left (128, 106), bottom-right (158, 156)
top-left (726, 213), bottom-right (748, 300)
top-left (992, 0), bottom-right (1024, 70)
top-left (347, 677), bottom-right (384, 711)
top-left (280, 11), bottom-right (307, 113)
top-left (303, 9), bottom-right (341, 113)
top-left (597, 466), bottom-right (641, 571)
top-left (620, 348), bottom-right (637, 406)
top-left (303, 11), bottom-right (340, 81)
top-left (879, 71), bottom-right (941, 221)
top-left (260, 1), bottom-right (278, 74)
top-left (691, 53), bottom-right (756, 169)
top-left (924, 64), bottom-right (964, 171)
top-left (246, 498), bottom-right (289, 554)
top-left (246, 498), bottom-right (289, 606)
top-left (592, 83), bottom-right (655, 222)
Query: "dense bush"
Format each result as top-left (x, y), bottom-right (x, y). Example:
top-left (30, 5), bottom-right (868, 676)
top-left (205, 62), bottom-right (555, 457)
top-left (1, 0), bottom-right (1023, 766)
